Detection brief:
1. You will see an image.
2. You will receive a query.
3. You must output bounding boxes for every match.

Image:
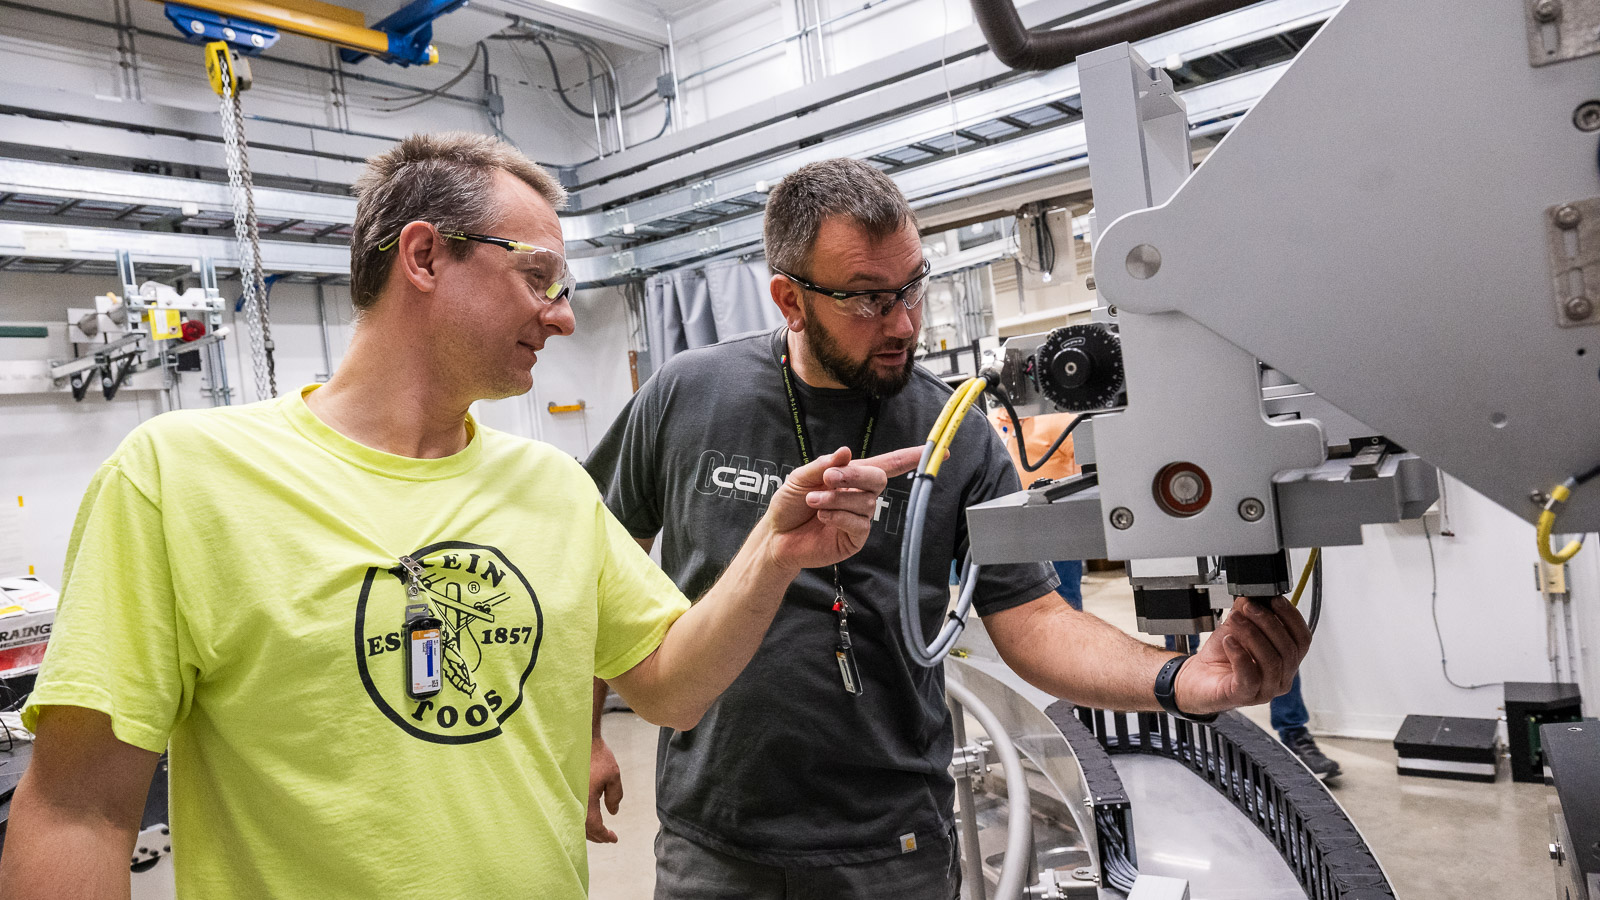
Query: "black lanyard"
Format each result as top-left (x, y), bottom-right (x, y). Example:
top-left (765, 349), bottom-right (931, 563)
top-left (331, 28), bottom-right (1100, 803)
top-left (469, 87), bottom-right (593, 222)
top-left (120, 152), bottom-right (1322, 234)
top-left (779, 352), bottom-right (880, 465)
top-left (778, 348), bottom-right (879, 696)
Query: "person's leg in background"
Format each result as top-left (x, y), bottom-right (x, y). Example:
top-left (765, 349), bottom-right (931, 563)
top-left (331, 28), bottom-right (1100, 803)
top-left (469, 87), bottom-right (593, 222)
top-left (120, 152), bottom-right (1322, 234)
top-left (1272, 674), bottom-right (1341, 780)
top-left (1051, 560), bottom-right (1083, 611)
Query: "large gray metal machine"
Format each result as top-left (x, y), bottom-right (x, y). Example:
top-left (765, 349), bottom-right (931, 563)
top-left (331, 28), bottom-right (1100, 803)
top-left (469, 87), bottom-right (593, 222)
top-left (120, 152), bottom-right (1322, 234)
top-left (970, 0), bottom-right (1600, 591)
top-left (954, 2), bottom-right (1600, 896)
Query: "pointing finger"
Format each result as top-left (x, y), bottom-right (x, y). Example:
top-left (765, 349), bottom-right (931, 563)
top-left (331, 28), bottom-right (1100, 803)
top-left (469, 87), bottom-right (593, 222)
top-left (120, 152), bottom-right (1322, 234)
top-left (786, 446), bottom-right (853, 491)
top-left (857, 445), bottom-right (926, 479)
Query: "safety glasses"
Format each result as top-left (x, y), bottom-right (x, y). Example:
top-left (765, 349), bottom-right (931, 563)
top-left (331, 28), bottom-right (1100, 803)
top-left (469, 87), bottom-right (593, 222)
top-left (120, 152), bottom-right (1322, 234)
top-left (379, 227), bottom-right (574, 303)
top-left (775, 259), bottom-right (932, 319)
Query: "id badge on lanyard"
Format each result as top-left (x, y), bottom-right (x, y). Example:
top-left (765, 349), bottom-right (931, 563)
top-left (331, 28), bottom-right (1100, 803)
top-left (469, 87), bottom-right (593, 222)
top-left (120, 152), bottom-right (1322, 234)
top-left (781, 349), bottom-right (877, 697)
top-left (399, 556), bottom-right (443, 700)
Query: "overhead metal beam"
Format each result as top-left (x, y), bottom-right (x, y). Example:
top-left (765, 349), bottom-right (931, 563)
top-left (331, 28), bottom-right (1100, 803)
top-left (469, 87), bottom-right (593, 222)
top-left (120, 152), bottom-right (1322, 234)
top-left (564, 0), bottom-right (1325, 241)
top-left (569, 0), bottom-right (1330, 210)
top-left (0, 112), bottom-right (370, 187)
top-left (569, 63), bottom-right (1283, 284)
top-left (569, 0), bottom-right (1127, 189)
top-left (0, 80), bottom-right (393, 165)
top-left (0, 159), bottom-right (358, 229)
top-left (0, 222), bottom-right (349, 275)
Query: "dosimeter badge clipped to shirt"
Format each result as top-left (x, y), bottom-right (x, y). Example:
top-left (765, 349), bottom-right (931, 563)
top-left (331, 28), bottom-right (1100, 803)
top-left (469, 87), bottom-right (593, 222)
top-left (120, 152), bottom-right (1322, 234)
top-left (398, 556), bottom-right (443, 700)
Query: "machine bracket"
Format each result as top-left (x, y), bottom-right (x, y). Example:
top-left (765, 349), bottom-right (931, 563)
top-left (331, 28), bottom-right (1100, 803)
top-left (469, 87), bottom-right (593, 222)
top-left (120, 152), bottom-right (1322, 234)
top-left (1527, 0), bottom-right (1600, 67)
top-left (950, 739), bottom-right (993, 780)
top-left (1547, 199), bottom-right (1600, 326)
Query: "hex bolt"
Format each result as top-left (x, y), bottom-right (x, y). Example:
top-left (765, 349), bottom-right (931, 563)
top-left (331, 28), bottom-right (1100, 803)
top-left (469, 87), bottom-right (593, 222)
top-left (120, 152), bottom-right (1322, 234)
top-left (1110, 507), bottom-right (1135, 530)
top-left (1532, 490), bottom-right (1551, 506)
top-left (1556, 205), bottom-right (1583, 229)
top-left (1534, 0), bottom-right (1561, 23)
top-left (1238, 498), bottom-right (1266, 522)
top-left (1566, 296), bottom-right (1594, 320)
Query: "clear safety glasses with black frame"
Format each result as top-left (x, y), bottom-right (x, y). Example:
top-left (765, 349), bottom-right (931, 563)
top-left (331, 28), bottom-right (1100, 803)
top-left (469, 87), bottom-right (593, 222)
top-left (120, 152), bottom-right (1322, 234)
top-left (379, 227), bottom-right (575, 303)
top-left (774, 259), bottom-right (933, 319)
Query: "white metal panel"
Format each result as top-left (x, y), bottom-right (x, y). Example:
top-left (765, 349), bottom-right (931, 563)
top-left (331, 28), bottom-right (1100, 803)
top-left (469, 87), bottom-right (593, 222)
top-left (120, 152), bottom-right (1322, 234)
top-left (1093, 0), bottom-right (1600, 530)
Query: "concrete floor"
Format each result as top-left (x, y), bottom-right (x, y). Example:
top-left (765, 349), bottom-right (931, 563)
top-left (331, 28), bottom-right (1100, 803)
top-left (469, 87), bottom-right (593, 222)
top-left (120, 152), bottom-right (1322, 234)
top-left (589, 570), bottom-right (1560, 900)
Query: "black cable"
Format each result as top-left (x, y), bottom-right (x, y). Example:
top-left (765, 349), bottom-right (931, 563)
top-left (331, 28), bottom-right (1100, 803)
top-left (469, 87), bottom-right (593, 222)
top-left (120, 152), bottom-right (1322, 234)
top-left (477, 41), bottom-right (516, 147)
top-left (643, 99), bottom-right (672, 142)
top-left (1040, 211), bottom-right (1055, 274)
top-left (986, 381), bottom-right (1080, 472)
top-left (621, 90), bottom-right (659, 111)
top-left (1422, 517), bottom-right (1500, 690)
top-left (527, 36), bottom-right (611, 118)
top-left (372, 42), bottom-right (483, 112)
top-left (1576, 461), bottom-right (1600, 486)
top-left (1307, 552), bottom-right (1322, 636)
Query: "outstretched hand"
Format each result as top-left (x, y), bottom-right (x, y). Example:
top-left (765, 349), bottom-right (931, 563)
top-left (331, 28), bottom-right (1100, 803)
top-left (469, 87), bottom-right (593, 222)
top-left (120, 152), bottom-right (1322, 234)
top-left (1175, 596), bottom-right (1312, 716)
top-left (761, 445), bottom-right (923, 571)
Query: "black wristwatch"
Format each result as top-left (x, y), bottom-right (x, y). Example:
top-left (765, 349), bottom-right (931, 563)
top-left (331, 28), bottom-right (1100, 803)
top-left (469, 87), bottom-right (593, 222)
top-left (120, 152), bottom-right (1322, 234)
top-left (1154, 654), bottom-right (1218, 724)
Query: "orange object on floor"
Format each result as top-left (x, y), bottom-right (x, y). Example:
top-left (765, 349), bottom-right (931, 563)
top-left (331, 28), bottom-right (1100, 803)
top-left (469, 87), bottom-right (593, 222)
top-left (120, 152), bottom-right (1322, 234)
top-left (987, 408), bottom-right (1081, 482)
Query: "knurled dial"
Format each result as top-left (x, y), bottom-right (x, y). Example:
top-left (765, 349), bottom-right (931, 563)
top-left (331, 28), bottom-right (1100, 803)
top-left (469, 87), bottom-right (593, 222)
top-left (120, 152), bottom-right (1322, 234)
top-left (1034, 324), bottom-right (1125, 412)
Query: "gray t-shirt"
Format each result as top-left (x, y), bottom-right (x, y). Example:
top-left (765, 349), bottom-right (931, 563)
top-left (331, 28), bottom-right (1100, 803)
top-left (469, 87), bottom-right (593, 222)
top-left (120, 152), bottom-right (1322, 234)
top-left (584, 328), bottom-right (1058, 866)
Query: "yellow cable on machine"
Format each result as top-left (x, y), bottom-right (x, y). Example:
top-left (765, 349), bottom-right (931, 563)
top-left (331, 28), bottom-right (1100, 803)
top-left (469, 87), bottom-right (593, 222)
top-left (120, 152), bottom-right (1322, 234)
top-left (925, 377), bottom-right (986, 478)
top-left (1290, 547), bottom-right (1321, 608)
top-left (1538, 481), bottom-right (1586, 565)
top-left (1535, 461), bottom-right (1600, 565)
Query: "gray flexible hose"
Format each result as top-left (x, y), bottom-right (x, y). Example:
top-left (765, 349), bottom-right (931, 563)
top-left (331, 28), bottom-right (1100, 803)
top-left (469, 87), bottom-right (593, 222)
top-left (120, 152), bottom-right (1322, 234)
top-left (947, 680), bottom-right (1035, 900)
top-left (900, 444), bottom-right (982, 667)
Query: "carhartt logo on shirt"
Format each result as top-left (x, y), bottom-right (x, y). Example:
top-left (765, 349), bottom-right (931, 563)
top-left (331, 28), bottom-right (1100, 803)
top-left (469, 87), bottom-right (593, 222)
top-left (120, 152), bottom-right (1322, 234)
top-left (899, 833), bottom-right (918, 854)
top-left (354, 542), bottom-right (543, 745)
top-left (693, 449), bottom-right (911, 533)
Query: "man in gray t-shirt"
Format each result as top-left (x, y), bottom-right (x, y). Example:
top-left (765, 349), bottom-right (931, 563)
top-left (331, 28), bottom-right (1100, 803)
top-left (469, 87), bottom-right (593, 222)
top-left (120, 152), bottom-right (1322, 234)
top-left (584, 159), bottom-right (1313, 899)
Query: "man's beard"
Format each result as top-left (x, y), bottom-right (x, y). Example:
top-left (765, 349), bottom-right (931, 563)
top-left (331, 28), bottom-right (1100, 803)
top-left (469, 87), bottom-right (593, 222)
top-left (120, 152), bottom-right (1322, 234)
top-left (800, 299), bottom-right (916, 398)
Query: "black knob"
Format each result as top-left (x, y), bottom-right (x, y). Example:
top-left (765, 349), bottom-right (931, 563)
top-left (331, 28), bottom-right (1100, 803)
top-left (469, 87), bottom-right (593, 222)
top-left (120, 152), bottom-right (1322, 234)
top-left (1049, 347), bottom-right (1092, 389)
top-left (1033, 324), bottom-right (1125, 412)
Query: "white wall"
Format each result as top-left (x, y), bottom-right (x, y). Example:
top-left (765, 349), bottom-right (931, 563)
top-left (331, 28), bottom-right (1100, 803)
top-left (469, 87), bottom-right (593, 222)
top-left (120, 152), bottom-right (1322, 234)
top-left (1300, 476), bottom-right (1597, 740)
top-left (0, 270), bottom-right (636, 587)
top-left (473, 284), bottom-right (636, 463)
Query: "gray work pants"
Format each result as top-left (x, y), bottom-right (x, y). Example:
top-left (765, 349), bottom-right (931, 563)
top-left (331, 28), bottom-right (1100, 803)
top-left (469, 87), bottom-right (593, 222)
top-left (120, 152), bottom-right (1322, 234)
top-left (653, 826), bottom-right (962, 900)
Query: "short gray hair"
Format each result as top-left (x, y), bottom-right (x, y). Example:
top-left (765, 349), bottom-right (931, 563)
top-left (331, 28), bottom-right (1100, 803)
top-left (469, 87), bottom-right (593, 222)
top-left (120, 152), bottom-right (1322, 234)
top-left (349, 132), bottom-right (567, 312)
top-left (763, 158), bottom-right (916, 276)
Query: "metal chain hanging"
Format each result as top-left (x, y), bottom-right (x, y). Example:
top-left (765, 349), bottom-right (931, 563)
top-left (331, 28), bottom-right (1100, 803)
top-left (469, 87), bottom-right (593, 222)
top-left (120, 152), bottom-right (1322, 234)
top-left (209, 43), bottom-right (277, 400)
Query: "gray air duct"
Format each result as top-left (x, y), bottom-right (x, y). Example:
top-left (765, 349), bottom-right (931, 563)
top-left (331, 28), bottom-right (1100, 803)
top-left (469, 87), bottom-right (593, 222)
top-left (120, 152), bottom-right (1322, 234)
top-left (969, 0), bottom-right (1264, 71)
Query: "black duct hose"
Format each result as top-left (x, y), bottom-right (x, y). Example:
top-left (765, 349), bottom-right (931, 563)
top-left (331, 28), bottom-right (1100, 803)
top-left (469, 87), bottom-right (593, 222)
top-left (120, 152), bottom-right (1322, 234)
top-left (969, 0), bottom-right (1264, 71)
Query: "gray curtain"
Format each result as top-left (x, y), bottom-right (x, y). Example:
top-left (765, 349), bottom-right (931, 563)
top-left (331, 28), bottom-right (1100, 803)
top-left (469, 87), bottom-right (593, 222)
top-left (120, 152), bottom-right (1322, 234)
top-left (644, 257), bottom-right (784, 365)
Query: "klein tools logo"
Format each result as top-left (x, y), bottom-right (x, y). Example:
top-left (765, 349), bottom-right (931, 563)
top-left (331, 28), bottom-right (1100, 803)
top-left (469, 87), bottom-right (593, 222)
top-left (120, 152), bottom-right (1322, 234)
top-left (354, 542), bottom-right (543, 744)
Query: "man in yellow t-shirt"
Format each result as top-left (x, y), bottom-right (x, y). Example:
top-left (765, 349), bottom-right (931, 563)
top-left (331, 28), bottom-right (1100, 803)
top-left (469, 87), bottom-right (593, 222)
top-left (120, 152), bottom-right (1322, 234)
top-left (0, 133), bottom-right (917, 900)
